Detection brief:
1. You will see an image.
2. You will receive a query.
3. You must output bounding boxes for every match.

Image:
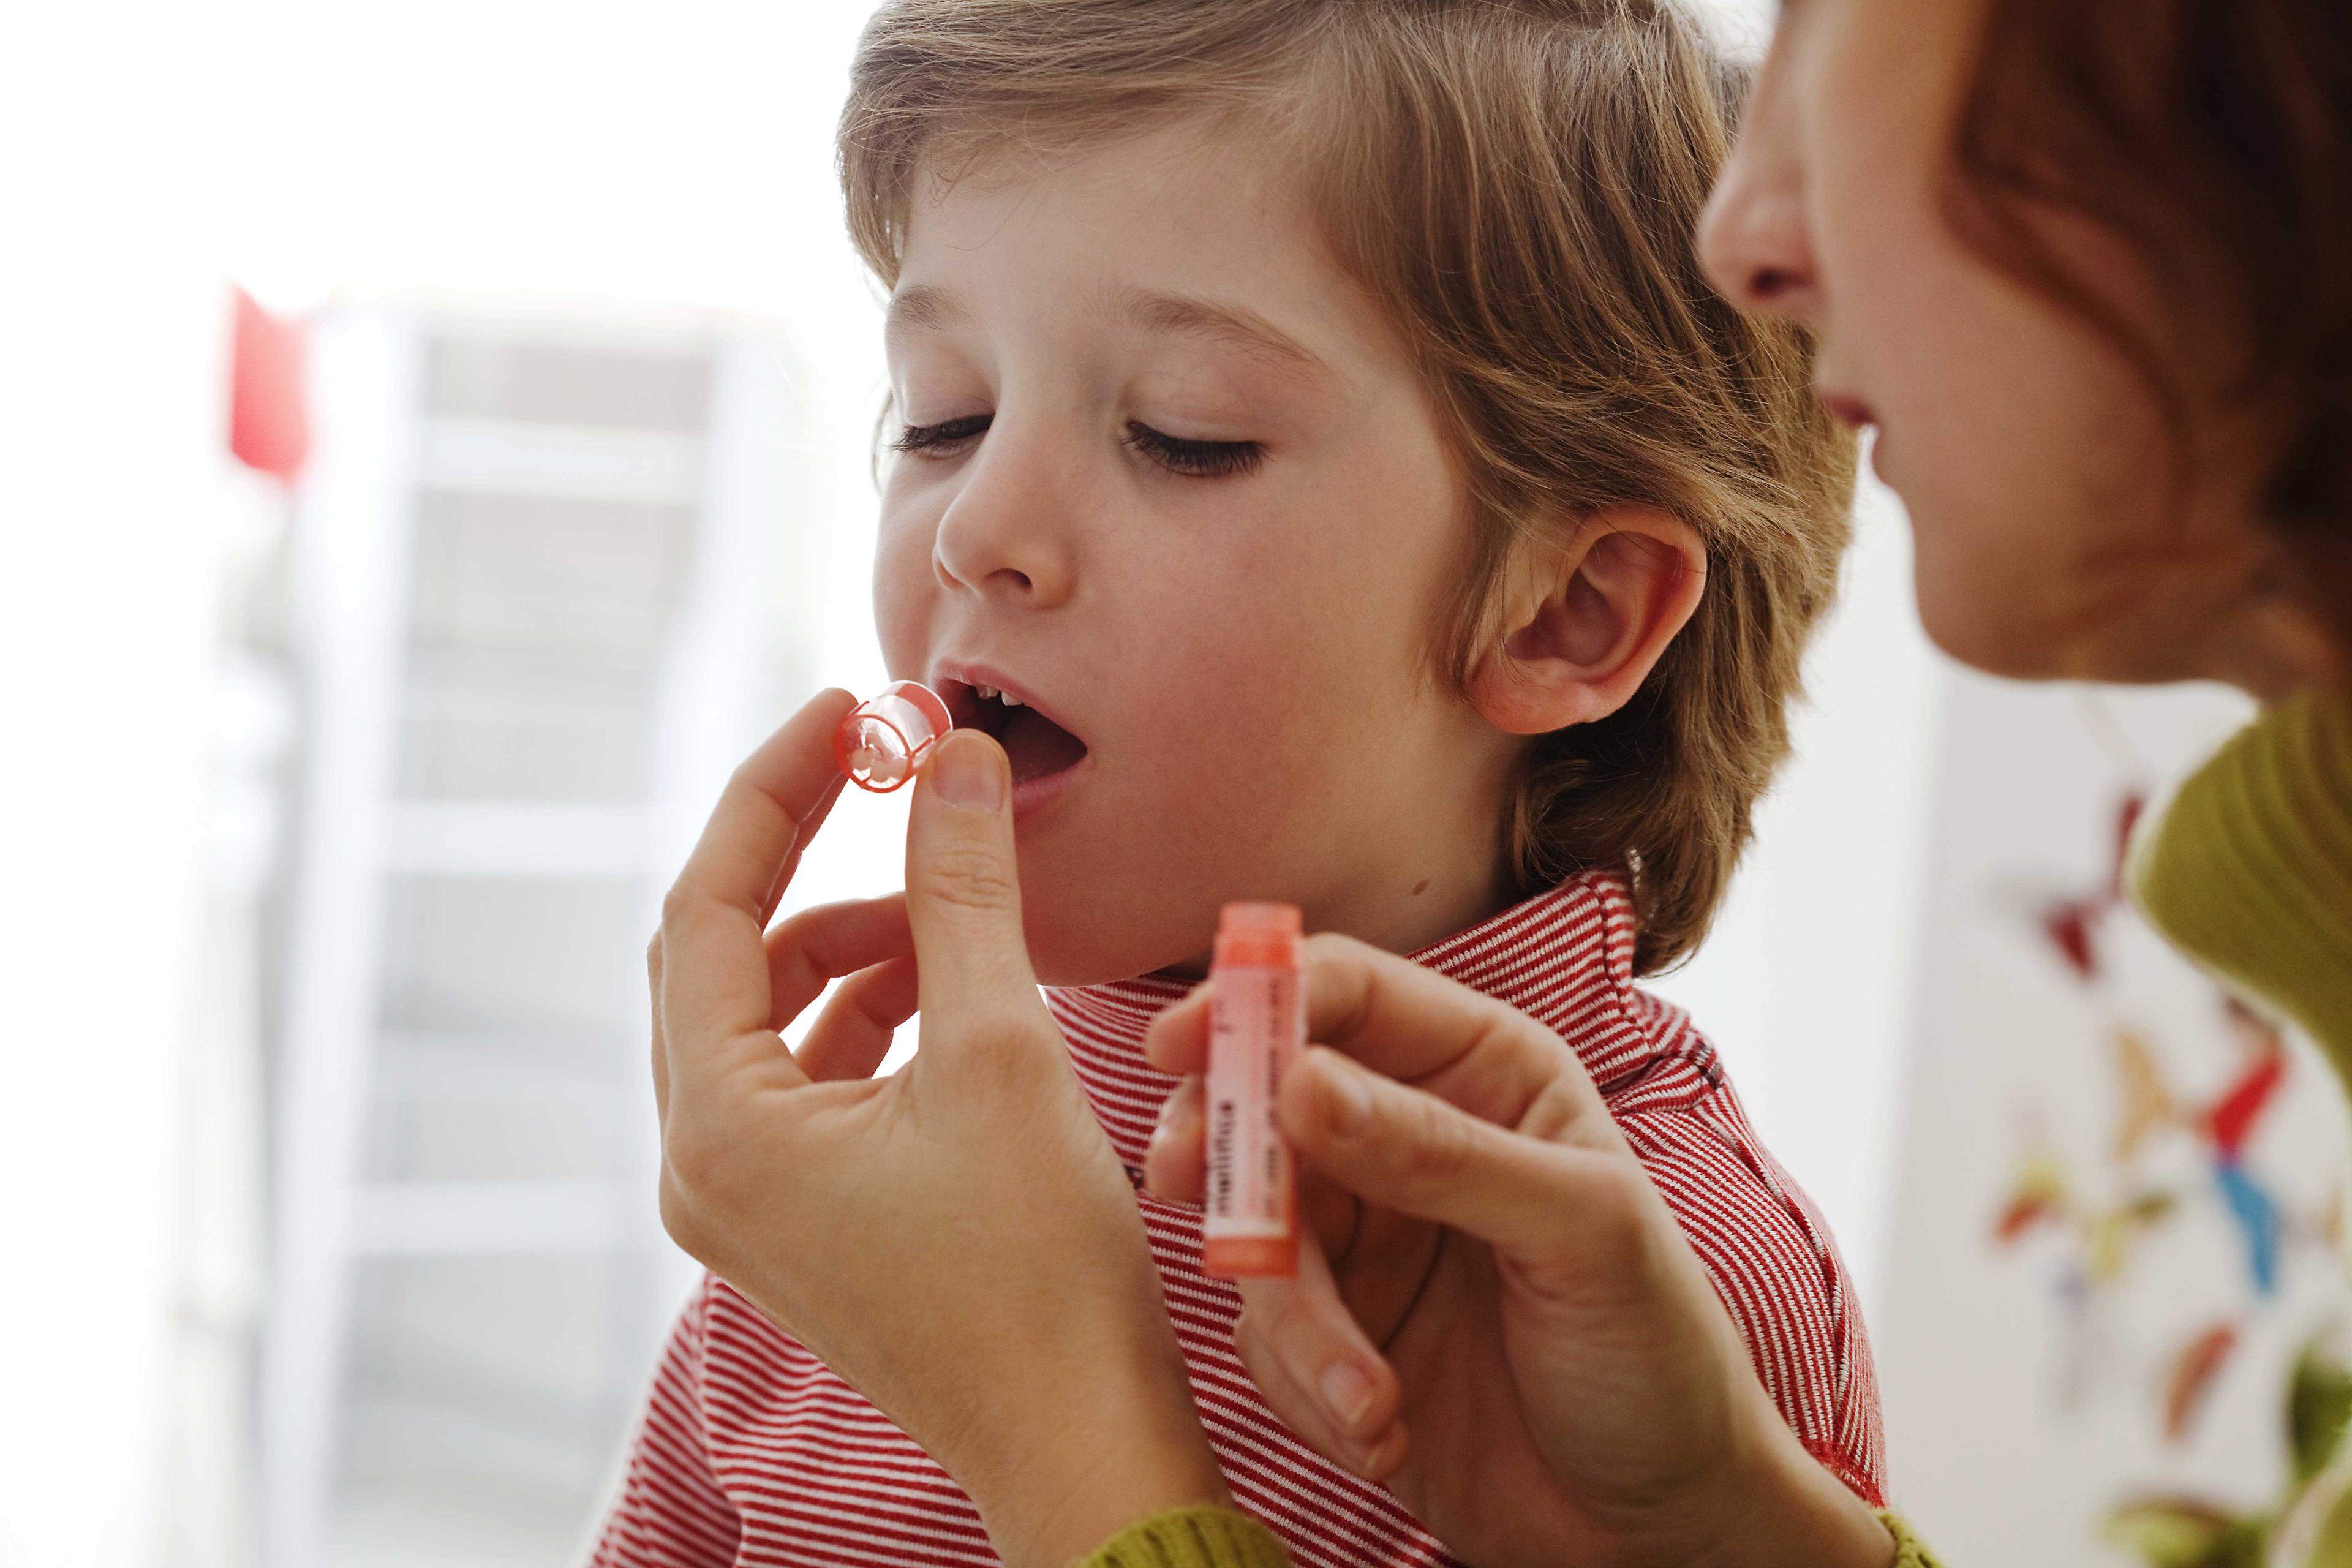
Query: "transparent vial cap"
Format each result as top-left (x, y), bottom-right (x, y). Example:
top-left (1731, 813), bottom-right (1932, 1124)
top-left (835, 680), bottom-right (954, 793)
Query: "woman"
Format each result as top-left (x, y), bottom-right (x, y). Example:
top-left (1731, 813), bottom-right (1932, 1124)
top-left (644, 0), bottom-right (2350, 1562)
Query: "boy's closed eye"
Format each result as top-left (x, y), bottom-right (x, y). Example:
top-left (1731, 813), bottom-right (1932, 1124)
top-left (891, 413), bottom-right (1265, 478)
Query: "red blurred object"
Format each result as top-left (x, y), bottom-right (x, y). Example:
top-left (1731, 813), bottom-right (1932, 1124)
top-left (2208, 1038), bottom-right (2288, 1160)
top-left (2162, 1322), bottom-right (2239, 1441)
top-left (2031, 790), bottom-right (2149, 982)
top-left (228, 287), bottom-right (309, 479)
top-left (2109, 791), bottom-right (2147, 896)
top-left (1994, 1192), bottom-right (2059, 1243)
top-left (2040, 898), bottom-right (2103, 982)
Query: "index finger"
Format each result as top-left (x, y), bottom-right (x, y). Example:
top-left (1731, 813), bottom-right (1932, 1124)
top-left (1145, 932), bottom-right (1611, 1140)
top-left (659, 688), bottom-right (861, 1053)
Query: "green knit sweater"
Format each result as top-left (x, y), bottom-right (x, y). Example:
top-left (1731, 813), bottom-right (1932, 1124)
top-left (2134, 688), bottom-right (2352, 1070)
top-left (1080, 693), bottom-right (2352, 1568)
top-left (1076, 1503), bottom-right (1943, 1567)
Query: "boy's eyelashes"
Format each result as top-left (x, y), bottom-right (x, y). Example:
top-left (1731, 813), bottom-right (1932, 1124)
top-left (891, 413), bottom-right (992, 458)
top-left (1121, 422), bottom-right (1265, 478)
top-left (890, 413), bottom-right (1264, 479)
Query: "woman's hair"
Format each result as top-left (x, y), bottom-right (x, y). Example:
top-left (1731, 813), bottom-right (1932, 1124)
top-left (1951, 0), bottom-right (2352, 650)
top-left (839, 0), bottom-right (1855, 973)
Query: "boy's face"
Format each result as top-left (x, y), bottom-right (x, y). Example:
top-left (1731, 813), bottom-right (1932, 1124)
top-left (876, 123), bottom-right (1521, 984)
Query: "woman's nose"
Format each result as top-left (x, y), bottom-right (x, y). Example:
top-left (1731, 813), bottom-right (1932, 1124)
top-left (930, 430), bottom-right (1079, 608)
top-left (1697, 84), bottom-right (1822, 325)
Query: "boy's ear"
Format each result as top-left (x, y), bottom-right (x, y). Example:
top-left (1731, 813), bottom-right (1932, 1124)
top-left (1468, 507), bottom-right (1708, 736)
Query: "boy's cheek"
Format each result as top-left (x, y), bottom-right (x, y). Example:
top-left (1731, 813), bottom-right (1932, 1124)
top-left (870, 522), bottom-right (939, 669)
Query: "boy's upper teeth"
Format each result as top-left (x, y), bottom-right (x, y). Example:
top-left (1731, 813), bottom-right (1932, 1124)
top-left (975, 684), bottom-right (998, 700)
top-left (1000, 692), bottom-right (1022, 707)
top-left (970, 682), bottom-right (1023, 706)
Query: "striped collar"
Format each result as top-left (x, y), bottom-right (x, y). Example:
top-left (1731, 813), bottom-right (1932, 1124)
top-left (1044, 869), bottom-right (1696, 1173)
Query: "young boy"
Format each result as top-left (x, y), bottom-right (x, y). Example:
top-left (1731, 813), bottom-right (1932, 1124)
top-left (595, 2), bottom-right (1879, 1563)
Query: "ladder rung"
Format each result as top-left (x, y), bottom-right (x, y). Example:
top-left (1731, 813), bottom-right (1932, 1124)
top-left (348, 1181), bottom-right (636, 1256)
top-left (382, 802), bottom-right (655, 876)
top-left (375, 1033), bottom-right (623, 1102)
top-left (417, 417), bottom-right (705, 506)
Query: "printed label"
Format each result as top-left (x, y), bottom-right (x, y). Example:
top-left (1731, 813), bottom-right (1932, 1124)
top-left (1204, 963), bottom-right (1302, 1243)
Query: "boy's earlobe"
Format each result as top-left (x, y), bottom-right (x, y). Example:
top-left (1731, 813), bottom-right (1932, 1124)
top-left (1469, 507), bottom-right (1708, 736)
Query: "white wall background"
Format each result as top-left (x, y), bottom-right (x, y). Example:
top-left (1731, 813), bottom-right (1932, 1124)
top-left (4, 9), bottom-right (897, 1564)
top-left (1651, 472), bottom-right (1944, 1318)
top-left (0, 2), bottom-right (1934, 1562)
top-left (1868, 675), bottom-right (2342, 1556)
top-left (2, 13), bottom-right (235, 1566)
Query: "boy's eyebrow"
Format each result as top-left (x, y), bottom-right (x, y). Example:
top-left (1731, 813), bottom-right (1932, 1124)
top-left (1114, 288), bottom-right (1329, 381)
top-left (884, 284), bottom-right (965, 345)
top-left (886, 283), bottom-right (1329, 382)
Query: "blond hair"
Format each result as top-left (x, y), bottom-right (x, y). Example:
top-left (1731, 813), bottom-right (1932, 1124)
top-left (839, 0), bottom-right (1855, 973)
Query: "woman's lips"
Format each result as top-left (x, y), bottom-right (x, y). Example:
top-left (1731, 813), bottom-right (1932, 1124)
top-left (1819, 391), bottom-right (1877, 429)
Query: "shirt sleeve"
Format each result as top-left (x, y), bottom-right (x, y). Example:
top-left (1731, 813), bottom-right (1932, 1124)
top-left (587, 1275), bottom-right (744, 1568)
top-left (1079, 1504), bottom-right (1291, 1568)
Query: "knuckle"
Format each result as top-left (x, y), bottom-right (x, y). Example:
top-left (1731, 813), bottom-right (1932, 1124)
top-left (1392, 1095), bottom-right (1479, 1186)
top-left (1299, 930), bottom-right (1376, 989)
top-left (916, 842), bottom-right (1019, 913)
top-left (657, 1174), bottom-right (709, 1261)
top-left (1522, 1075), bottom-right (1604, 1149)
top-left (1248, 1283), bottom-right (1319, 1351)
top-left (1578, 1156), bottom-right (1661, 1272)
top-left (1231, 1312), bottom-right (1284, 1388)
top-left (661, 1119), bottom-right (730, 1204)
top-left (963, 1009), bottom-right (1057, 1083)
top-left (1501, 1011), bottom-right (1572, 1069)
top-left (1298, 930), bottom-right (1363, 966)
top-left (1518, 1077), bottom-right (1575, 1142)
top-left (766, 902), bottom-right (818, 943)
top-left (1463, 997), bottom-right (1548, 1066)
top-left (645, 929), bottom-right (665, 977)
top-left (658, 881), bottom-right (697, 930)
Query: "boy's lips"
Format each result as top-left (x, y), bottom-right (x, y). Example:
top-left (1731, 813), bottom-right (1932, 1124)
top-left (930, 661), bottom-right (1092, 820)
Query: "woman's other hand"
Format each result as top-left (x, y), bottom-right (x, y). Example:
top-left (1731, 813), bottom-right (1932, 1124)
top-left (1144, 937), bottom-right (1894, 1568)
top-left (647, 691), bottom-right (1226, 1568)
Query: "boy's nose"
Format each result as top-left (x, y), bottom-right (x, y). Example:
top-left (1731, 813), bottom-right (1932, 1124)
top-left (930, 431), bottom-right (1079, 608)
top-left (1696, 69), bottom-right (1822, 326)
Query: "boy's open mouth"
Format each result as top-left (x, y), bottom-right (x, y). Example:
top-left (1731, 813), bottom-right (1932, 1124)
top-left (940, 675), bottom-right (1090, 789)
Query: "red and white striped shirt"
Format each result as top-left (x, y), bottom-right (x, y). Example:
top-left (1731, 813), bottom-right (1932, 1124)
top-left (591, 872), bottom-right (1883, 1567)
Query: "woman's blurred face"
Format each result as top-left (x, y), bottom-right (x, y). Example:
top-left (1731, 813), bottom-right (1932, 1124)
top-left (1698, 0), bottom-right (2314, 692)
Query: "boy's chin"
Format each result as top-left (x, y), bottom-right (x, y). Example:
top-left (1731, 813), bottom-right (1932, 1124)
top-left (1018, 902), bottom-right (1200, 989)
top-left (1021, 921), bottom-right (1158, 989)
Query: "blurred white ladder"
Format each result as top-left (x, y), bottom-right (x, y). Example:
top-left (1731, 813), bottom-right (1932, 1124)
top-left (258, 304), bottom-right (813, 1568)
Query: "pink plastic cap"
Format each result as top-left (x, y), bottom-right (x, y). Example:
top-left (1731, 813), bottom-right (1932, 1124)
top-left (1214, 902), bottom-right (1303, 968)
top-left (835, 680), bottom-right (954, 793)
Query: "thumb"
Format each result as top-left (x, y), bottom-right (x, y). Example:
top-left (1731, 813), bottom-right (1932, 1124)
top-left (905, 728), bottom-right (1044, 1039)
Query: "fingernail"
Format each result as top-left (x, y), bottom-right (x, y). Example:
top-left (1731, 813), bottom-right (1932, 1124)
top-left (1319, 1360), bottom-right (1378, 1434)
top-left (930, 731), bottom-right (1005, 810)
top-left (1324, 1064), bottom-right (1372, 1139)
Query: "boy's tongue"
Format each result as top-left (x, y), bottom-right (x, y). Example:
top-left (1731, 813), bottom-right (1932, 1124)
top-left (997, 704), bottom-right (1088, 785)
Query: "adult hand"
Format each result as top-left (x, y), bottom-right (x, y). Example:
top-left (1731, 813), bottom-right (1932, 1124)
top-left (1143, 937), bottom-right (1895, 1568)
top-left (648, 690), bottom-right (1226, 1568)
